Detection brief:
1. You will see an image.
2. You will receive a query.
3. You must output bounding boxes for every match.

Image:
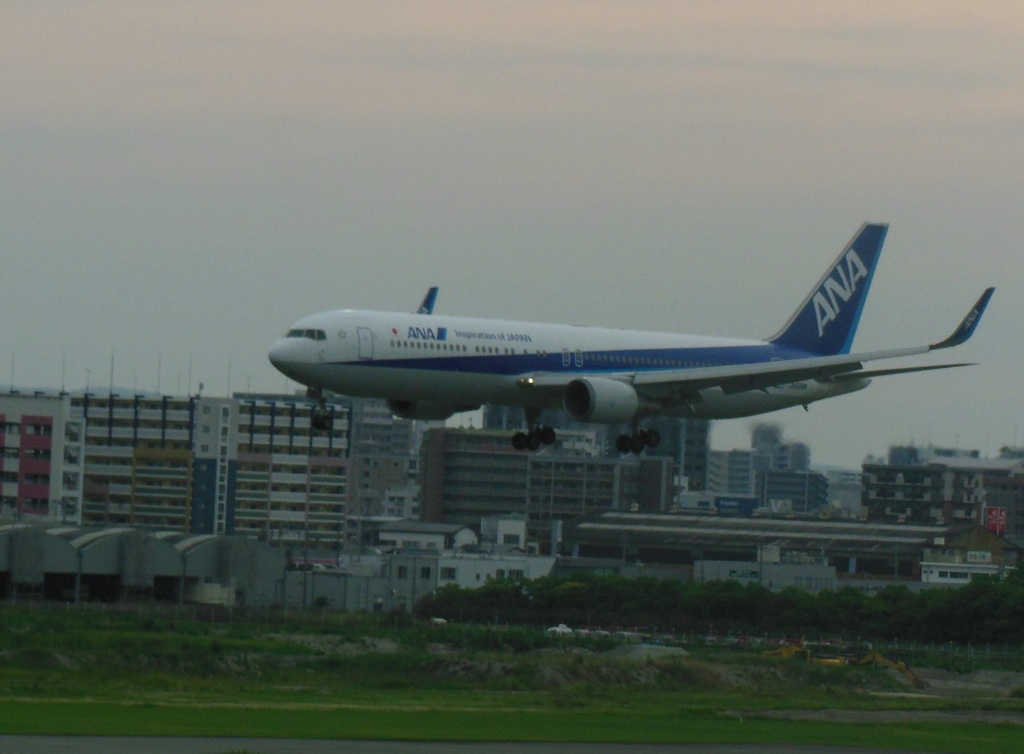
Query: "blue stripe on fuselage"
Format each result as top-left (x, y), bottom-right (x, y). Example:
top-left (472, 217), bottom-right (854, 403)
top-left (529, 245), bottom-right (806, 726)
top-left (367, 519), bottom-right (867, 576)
top-left (330, 342), bottom-right (815, 376)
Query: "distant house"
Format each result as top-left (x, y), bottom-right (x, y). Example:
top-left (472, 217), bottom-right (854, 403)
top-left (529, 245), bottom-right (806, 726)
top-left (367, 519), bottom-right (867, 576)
top-left (376, 521), bottom-right (478, 551)
top-left (920, 525), bottom-right (1018, 585)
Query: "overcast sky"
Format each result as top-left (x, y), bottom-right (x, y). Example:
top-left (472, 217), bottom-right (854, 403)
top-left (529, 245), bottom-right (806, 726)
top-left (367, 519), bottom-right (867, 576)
top-left (3, 2), bottom-right (1022, 468)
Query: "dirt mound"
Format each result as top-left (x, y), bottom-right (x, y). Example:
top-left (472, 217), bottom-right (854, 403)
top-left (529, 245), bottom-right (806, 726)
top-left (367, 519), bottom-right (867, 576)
top-left (914, 667), bottom-right (1024, 697)
top-left (604, 644), bottom-right (689, 661)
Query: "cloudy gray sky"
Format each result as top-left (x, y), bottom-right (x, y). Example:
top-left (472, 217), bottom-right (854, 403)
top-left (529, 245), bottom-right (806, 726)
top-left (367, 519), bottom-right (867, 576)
top-left (3, 2), bottom-right (1021, 467)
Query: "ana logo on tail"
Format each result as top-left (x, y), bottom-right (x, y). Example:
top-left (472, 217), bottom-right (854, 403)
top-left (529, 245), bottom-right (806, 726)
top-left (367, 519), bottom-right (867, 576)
top-left (813, 249), bottom-right (869, 337)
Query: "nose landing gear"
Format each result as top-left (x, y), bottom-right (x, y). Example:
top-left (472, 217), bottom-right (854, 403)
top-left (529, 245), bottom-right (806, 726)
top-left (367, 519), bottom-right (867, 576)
top-left (307, 388), bottom-right (334, 431)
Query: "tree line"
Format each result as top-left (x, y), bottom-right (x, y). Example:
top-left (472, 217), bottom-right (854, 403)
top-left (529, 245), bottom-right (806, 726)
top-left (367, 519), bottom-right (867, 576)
top-left (414, 568), bottom-right (1024, 644)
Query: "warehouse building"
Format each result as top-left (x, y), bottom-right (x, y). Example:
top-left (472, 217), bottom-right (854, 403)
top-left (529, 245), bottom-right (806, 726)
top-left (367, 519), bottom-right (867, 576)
top-left (562, 511), bottom-right (1018, 589)
top-left (0, 523), bottom-right (285, 605)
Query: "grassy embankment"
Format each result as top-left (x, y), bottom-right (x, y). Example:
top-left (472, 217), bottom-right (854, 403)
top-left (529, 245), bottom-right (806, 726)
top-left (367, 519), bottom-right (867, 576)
top-left (1, 604), bottom-right (1022, 752)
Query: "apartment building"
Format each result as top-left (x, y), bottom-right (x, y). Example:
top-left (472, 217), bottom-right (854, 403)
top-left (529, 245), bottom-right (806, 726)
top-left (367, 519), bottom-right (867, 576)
top-left (1, 391), bottom-right (352, 547)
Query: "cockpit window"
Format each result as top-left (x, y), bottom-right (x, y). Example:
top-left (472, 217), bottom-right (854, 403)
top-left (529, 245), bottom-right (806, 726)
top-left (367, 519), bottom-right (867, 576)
top-left (287, 328), bottom-right (327, 341)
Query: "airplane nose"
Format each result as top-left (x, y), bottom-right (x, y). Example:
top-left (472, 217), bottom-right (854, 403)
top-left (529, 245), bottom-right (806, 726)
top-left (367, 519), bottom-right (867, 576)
top-left (268, 338), bottom-right (294, 372)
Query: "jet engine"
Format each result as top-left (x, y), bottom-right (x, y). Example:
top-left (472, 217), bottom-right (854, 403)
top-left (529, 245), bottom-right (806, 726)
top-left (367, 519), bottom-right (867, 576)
top-left (387, 399), bottom-right (479, 421)
top-left (563, 377), bottom-right (639, 423)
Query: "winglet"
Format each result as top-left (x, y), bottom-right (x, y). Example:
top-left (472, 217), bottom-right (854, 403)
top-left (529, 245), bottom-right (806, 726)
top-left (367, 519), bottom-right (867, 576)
top-left (416, 287), bottom-right (439, 315)
top-left (930, 287), bottom-right (995, 351)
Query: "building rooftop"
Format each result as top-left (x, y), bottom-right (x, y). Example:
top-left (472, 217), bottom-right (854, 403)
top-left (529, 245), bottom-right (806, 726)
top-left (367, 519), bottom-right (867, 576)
top-left (377, 520), bottom-right (472, 535)
top-left (566, 511), bottom-right (983, 555)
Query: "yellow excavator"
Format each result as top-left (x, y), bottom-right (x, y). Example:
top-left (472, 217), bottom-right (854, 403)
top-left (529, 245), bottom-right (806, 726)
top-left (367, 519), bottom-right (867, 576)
top-left (761, 644), bottom-right (925, 688)
top-left (853, 651), bottom-right (925, 689)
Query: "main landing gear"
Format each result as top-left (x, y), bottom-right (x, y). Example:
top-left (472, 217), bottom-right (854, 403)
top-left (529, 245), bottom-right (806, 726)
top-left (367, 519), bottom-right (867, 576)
top-left (615, 427), bottom-right (661, 455)
top-left (306, 387), bottom-right (334, 431)
top-left (511, 407), bottom-right (557, 452)
top-left (508, 409), bottom-right (661, 456)
top-left (511, 424), bottom-right (556, 451)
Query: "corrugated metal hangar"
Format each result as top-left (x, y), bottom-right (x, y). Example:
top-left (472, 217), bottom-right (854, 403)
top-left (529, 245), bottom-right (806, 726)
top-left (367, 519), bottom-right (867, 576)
top-left (0, 524), bottom-right (285, 605)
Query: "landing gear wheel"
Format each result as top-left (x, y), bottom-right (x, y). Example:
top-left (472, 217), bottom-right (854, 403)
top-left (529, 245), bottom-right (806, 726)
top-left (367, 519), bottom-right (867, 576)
top-left (307, 387), bottom-right (333, 431)
top-left (510, 408), bottom-right (557, 452)
top-left (617, 427), bottom-right (660, 454)
top-left (629, 434), bottom-right (646, 455)
top-left (312, 409), bottom-right (334, 431)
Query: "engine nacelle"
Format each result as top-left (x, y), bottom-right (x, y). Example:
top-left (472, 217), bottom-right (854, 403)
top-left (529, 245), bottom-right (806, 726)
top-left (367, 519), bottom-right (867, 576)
top-left (387, 399), bottom-right (478, 421)
top-left (563, 377), bottom-right (639, 423)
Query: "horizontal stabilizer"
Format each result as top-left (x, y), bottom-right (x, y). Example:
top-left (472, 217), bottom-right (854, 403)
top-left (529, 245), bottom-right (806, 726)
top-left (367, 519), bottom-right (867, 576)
top-left (835, 362), bottom-right (973, 381)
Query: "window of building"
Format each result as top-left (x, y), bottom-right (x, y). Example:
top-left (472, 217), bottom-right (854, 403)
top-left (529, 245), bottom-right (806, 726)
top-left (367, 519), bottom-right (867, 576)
top-left (396, 565), bottom-right (408, 579)
top-left (420, 566), bottom-right (431, 580)
top-left (440, 567), bottom-right (456, 580)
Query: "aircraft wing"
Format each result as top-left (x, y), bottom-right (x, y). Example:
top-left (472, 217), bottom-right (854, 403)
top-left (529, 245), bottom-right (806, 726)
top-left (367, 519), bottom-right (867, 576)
top-left (517, 287), bottom-right (994, 403)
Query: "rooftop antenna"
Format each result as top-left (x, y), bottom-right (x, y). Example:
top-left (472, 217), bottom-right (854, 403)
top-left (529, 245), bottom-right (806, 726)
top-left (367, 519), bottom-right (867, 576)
top-left (109, 351), bottom-right (115, 395)
top-left (156, 355), bottom-right (162, 394)
top-left (188, 353), bottom-right (193, 397)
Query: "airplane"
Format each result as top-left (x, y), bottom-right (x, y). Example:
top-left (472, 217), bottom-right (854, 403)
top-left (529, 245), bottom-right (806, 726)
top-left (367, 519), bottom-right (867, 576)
top-left (268, 223), bottom-right (994, 453)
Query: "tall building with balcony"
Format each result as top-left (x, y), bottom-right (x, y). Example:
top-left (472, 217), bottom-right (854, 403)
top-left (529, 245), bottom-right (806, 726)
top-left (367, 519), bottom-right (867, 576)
top-left (74, 393), bottom-right (197, 530)
top-left (2, 390), bottom-right (353, 549)
top-left (861, 456), bottom-right (1023, 527)
top-left (233, 395), bottom-right (349, 547)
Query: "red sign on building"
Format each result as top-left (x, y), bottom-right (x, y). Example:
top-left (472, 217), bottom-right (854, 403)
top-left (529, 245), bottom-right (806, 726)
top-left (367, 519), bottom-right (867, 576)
top-left (986, 506), bottom-right (1008, 535)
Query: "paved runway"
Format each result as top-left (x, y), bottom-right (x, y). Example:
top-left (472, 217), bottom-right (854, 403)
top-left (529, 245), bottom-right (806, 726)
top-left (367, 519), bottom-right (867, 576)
top-left (0, 738), bottom-right (928, 754)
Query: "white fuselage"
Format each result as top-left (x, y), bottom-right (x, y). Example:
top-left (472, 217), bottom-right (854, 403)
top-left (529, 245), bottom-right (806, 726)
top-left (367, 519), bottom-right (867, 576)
top-left (268, 309), bottom-right (869, 421)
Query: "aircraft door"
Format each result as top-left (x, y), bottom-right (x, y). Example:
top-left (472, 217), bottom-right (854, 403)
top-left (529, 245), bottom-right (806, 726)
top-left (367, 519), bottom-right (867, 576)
top-left (357, 327), bottom-right (374, 360)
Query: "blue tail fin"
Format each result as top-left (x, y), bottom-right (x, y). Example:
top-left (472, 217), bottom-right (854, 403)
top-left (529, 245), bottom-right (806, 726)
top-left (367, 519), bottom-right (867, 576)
top-left (768, 223), bottom-right (888, 356)
top-left (416, 286), bottom-right (439, 315)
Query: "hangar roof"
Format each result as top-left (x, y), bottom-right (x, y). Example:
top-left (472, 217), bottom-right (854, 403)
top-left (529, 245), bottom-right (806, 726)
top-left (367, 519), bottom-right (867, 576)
top-left (566, 512), bottom-right (977, 555)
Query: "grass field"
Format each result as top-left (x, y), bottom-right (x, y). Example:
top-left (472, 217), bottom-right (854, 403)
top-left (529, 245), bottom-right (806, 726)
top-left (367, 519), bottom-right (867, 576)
top-left (2, 699), bottom-right (1023, 753)
top-left (1, 604), bottom-right (1022, 753)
